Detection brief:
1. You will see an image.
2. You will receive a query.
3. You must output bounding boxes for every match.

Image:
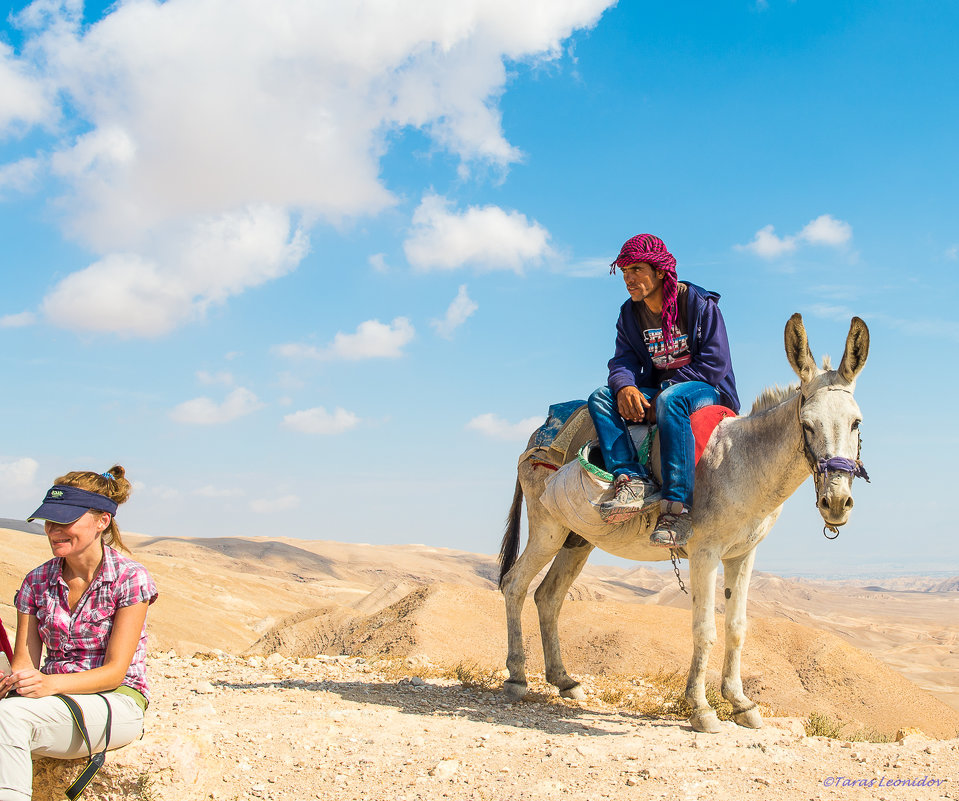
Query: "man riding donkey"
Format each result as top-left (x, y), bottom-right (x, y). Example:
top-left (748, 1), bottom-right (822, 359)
top-left (589, 233), bottom-right (740, 548)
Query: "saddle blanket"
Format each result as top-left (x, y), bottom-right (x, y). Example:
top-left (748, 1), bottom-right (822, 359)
top-left (525, 400), bottom-right (736, 474)
top-left (538, 403), bottom-right (736, 538)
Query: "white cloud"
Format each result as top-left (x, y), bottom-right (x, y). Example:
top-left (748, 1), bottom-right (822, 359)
top-left (325, 318), bottom-right (415, 359)
top-left (250, 495), bottom-right (300, 514)
top-left (808, 303), bottom-right (856, 321)
top-left (193, 485), bottom-right (243, 498)
top-left (736, 224), bottom-right (797, 259)
top-left (0, 42), bottom-right (53, 135)
top-left (945, 245), bottom-right (958, 261)
top-left (272, 343), bottom-right (323, 360)
top-left (432, 284), bottom-right (478, 339)
top-left (169, 387), bottom-right (264, 425)
top-left (559, 256), bottom-right (613, 278)
top-left (282, 406), bottom-right (360, 435)
top-left (736, 214), bottom-right (853, 260)
top-left (0, 457), bottom-right (40, 500)
top-left (4, 0), bottom-right (611, 335)
top-left (41, 205), bottom-right (308, 337)
top-left (799, 214), bottom-right (852, 247)
top-left (274, 371), bottom-right (306, 391)
top-left (0, 311), bottom-right (37, 328)
top-left (467, 412), bottom-right (541, 442)
top-left (274, 317), bottom-right (415, 361)
top-left (369, 253), bottom-right (389, 273)
top-left (196, 370), bottom-right (234, 386)
top-left (404, 193), bottom-right (553, 271)
top-left (131, 480), bottom-right (180, 501)
top-left (0, 157), bottom-right (41, 195)
top-left (145, 484), bottom-right (180, 501)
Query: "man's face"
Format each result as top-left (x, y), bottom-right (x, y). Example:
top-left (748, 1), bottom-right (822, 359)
top-left (620, 261), bottom-right (664, 303)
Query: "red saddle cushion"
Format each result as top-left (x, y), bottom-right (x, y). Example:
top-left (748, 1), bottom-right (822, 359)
top-left (690, 405), bottom-right (737, 464)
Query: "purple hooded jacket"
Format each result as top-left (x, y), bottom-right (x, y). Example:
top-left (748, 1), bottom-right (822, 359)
top-left (606, 281), bottom-right (740, 414)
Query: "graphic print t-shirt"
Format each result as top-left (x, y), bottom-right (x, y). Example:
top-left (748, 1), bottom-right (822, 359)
top-left (633, 283), bottom-right (690, 385)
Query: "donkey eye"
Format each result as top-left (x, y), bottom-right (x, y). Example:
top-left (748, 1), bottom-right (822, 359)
top-left (852, 420), bottom-right (861, 431)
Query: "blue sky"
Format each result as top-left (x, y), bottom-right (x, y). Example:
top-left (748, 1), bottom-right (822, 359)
top-left (1, 0), bottom-right (957, 575)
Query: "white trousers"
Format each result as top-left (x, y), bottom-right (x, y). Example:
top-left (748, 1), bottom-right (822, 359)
top-left (0, 692), bottom-right (144, 800)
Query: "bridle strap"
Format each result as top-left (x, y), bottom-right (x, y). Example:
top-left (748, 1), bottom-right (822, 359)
top-left (796, 386), bottom-right (870, 498)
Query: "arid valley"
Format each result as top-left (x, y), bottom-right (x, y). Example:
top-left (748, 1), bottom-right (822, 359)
top-left (2, 524), bottom-right (958, 800)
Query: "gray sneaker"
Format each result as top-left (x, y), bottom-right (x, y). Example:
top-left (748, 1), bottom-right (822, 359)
top-left (599, 474), bottom-right (661, 523)
top-left (649, 501), bottom-right (693, 548)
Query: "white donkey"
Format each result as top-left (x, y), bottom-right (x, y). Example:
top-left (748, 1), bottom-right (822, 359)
top-left (498, 314), bottom-right (870, 733)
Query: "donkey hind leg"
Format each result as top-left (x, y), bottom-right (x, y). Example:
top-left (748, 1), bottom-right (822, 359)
top-left (685, 551), bottom-right (723, 733)
top-left (720, 548), bottom-right (763, 728)
top-left (533, 534), bottom-right (595, 700)
top-left (501, 519), bottom-right (570, 700)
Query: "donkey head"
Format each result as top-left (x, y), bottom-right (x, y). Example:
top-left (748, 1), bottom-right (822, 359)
top-left (784, 313), bottom-right (870, 529)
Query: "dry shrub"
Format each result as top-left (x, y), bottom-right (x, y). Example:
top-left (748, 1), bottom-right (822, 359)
top-left (446, 661), bottom-right (501, 692)
top-left (586, 669), bottom-right (738, 720)
top-left (371, 657), bottom-right (447, 682)
top-left (134, 772), bottom-right (159, 801)
top-left (805, 711), bottom-right (893, 743)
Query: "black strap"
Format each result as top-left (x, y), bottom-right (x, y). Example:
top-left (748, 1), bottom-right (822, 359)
top-left (55, 693), bottom-right (113, 801)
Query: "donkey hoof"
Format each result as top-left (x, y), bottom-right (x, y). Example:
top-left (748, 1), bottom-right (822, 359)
top-left (502, 680), bottom-right (528, 700)
top-left (689, 707), bottom-right (722, 734)
top-left (733, 706), bottom-right (763, 729)
top-left (559, 682), bottom-right (585, 700)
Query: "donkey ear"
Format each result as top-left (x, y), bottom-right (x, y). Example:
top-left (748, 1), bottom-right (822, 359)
top-left (784, 313), bottom-right (817, 383)
top-left (838, 316), bottom-right (869, 383)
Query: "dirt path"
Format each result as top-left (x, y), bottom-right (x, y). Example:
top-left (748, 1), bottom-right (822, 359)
top-left (80, 652), bottom-right (958, 801)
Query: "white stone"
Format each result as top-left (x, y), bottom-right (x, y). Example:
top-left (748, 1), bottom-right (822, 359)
top-left (430, 759), bottom-right (459, 779)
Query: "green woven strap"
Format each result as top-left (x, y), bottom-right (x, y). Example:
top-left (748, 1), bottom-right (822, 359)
top-left (576, 444), bottom-right (613, 483)
top-left (576, 428), bottom-right (657, 484)
top-left (636, 425), bottom-right (657, 464)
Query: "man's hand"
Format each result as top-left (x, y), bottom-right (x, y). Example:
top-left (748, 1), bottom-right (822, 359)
top-left (617, 386), bottom-right (655, 423)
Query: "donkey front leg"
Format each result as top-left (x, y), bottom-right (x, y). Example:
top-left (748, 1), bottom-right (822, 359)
top-left (686, 550), bottom-right (722, 733)
top-left (721, 548), bottom-right (763, 728)
top-left (533, 534), bottom-right (594, 699)
top-left (501, 521), bottom-right (569, 700)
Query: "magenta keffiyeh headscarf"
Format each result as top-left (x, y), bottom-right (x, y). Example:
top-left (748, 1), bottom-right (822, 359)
top-left (609, 233), bottom-right (679, 349)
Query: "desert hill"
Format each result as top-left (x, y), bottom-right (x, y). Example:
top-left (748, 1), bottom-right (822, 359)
top-left (2, 527), bottom-right (958, 740)
top-left (246, 581), bottom-right (959, 738)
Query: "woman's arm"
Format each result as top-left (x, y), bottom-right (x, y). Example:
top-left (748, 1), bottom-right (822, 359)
top-left (0, 612), bottom-right (43, 698)
top-left (3, 602), bottom-right (149, 699)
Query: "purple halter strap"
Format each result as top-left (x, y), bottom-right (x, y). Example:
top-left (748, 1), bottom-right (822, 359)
top-left (816, 456), bottom-right (870, 482)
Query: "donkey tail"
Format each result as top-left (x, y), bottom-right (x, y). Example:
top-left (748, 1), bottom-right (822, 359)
top-left (498, 477), bottom-right (524, 590)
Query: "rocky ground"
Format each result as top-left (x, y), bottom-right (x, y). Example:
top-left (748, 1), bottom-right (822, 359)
top-left (35, 652), bottom-right (959, 801)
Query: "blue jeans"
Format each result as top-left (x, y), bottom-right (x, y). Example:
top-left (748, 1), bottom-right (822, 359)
top-left (587, 381), bottom-right (720, 508)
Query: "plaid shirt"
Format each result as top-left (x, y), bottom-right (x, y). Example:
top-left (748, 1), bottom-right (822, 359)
top-left (14, 545), bottom-right (158, 699)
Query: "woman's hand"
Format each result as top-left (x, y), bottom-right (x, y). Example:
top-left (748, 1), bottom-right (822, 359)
top-left (2, 667), bottom-right (61, 698)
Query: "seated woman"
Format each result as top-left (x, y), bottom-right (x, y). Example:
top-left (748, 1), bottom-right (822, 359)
top-left (0, 466), bottom-right (157, 801)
